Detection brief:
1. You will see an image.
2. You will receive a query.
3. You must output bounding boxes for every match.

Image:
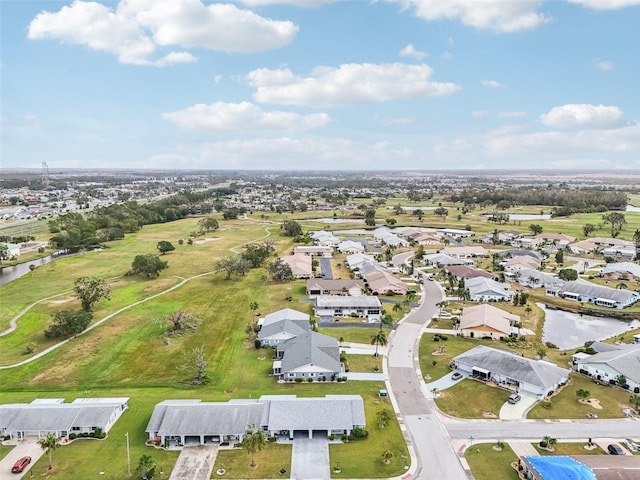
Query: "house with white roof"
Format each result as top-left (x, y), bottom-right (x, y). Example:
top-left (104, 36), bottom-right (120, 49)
top-left (309, 230), bottom-right (340, 248)
top-left (346, 253), bottom-right (377, 271)
top-left (423, 253), bottom-right (472, 267)
top-left (293, 245), bottom-right (333, 257)
top-left (573, 344), bottom-right (640, 392)
top-left (466, 277), bottom-right (513, 302)
top-left (306, 279), bottom-right (365, 296)
top-left (338, 240), bottom-right (365, 254)
top-left (458, 304), bottom-right (520, 340)
top-left (314, 295), bottom-right (382, 322)
top-left (373, 228), bottom-right (408, 247)
top-left (453, 345), bottom-right (569, 398)
top-left (513, 268), bottom-right (562, 289)
top-left (0, 398), bottom-right (129, 440)
top-left (441, 246), bottom-right (488, 259)
top-left (145, 395), bottom-right (366, 446)
top-left (547, 279), bottom-right (638, 309)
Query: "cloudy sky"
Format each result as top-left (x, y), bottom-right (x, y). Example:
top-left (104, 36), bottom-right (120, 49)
top-left (1, 0), bottom-right (639, 171)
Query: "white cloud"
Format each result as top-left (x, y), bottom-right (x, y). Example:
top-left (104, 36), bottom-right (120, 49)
top-left (394, 0), bottom-right (550, 33)
top-left (472, 110), bottom-right (490, 118)
top-left (595, 60), bottom-right (613, 71)
top-left (540, 104), bottom-right (623, 128)
top-left (567, 0), bottom-right (640, 10)
top-left (162, 101), bottom-right (330, 132)
top-left (481, 79), bottom-right (503, 88)
top-left (399, 43), bottom-right (426, 60)
top-left (441, 51), bottom-right (452, 60)
top-left (28, 0), bottom-right (298, 65)
top-left (213, 75), bottom-right (223, 83)
top-left (237, 0), bottom-right (338, 6)
top-left (149, 136), bottom-right (413, 170)
top-left (498, 111), bottom-right (525, 118)
top-left (247, 63), bottom-right (460, 107)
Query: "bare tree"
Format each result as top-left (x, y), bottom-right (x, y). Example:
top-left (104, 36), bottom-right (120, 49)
top-left (181, 345), bottom-right (209, 385)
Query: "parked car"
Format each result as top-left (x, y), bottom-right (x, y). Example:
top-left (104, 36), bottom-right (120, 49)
top-left (608, 444), bottom-right (624, 455)
top-left (11, 456), bottom-right (31, 473)
top-left (507, 393), bottom-right (521, 404)
top-left (451, 372), bottom-right (463, 381)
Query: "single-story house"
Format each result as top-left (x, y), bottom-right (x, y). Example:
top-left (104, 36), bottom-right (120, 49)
top-left (458, 304), bottom-right (520, 339)
top-left (445, 265), bottom-right (493, 281)
top-left (273, 331), bottom-right (342, 381)
top-left (453, 345), bottom-right (569, 398)
top-left (423, 253), bottom-right (472, 267)
top-left (373, 229), bottom-right (408, 248)
top-left (346, 253), bottom-right (377, 272)
top-left (257, 309), bottom-right (310, 347)
top-left (441, 246), bottom-right (488, 259)
top-left (293, 246), bottom-right (333, 257)
top-left (437, 228), bottom-right (474, 239)
top-left (314, 295), bottom-right (382, 322)
top-left (337, 240), bottom-right (365, 254)
top-left (363, 270), bottom-right (409, 295)
top-left (512, 268), bottom-right (561, 289)
top-left (601, 262), bottom-right (640, 281)
top-left (309, 231), bottom-right (340, 248)
top-left (504, 255), bottom-right (540, 271)
top-left (602, 247), bottom-right (636, 260)
top-left (466, 277), bottom-right (513, 302)
top-left (280, 254), bottom-right (313, 279)
top-left (573, 344), bottom-right (640, 392)
top-left (306, 279), bottom-right (365, 296)
top-left (520, 456), bottom-right (596, 480)
top-left (496, 248), bottom-right (542, 261)
top-left (547, 279), bottom-right (638, 309)
top-left (145, 395), bottom-right (365, 446)
top-left (0, 397), bottom-right (129, 440)
top-left (535, 233), bottom-right (576, 244)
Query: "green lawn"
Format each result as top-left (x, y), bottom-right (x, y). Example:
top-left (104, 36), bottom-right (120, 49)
top-left (345, 353), bottom-right (382, 373)
top-left (528, 373), bottom-right (634, 419)
top-left (214, 443), bottom-right (292, 479)
top-left (319, 327), bottom-right (388, 345)
top-left (434, 379), bottom-right (511, 418)
top-left (532, 442), bottom-right (606, 456)
top-left (465, 443), bottom-right (519, 480)
top-left (0, 444), bottom-right (15, 461)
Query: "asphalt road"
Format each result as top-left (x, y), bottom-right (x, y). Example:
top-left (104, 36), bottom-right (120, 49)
top-left (386, 278), bottom-right (471, 480)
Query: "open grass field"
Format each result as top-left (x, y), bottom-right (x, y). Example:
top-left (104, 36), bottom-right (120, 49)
top-left (319, 327), bottom-right (389, 345)
top-left (527, 373), bottom-right (634, 419)
top-left (464, 442), bottom-right (519, 480)
top-left (0, 215), bottom-right (408, 478)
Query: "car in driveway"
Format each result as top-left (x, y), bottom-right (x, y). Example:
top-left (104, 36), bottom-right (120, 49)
top-left (451, 372), bottom-right (463, 381)
top-left (11, 456), bottom-right (31, 473)
top-left (507, 393), bottom-right (521, 404)
top-left (608, 444), bottom-right (624, 455)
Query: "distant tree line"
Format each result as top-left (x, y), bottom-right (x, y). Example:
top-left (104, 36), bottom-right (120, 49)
top-left (450, 189), bottom-right (627, 213)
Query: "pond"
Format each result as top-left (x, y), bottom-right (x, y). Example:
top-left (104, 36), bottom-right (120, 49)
top-left (539, 303), bottom-right (640, 350)
top-left (626, 204), bottom-right (640, 212)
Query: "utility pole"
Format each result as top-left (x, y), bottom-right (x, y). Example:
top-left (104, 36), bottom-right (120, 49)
top-left (125, 432), bottom-right (131, 477)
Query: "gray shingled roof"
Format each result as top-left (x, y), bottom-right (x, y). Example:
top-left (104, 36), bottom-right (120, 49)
top-left (0, 400), bottom-right (127, 433)
top-left (146, 395), bottom-right (366, 436)
top-left (315, 295), bottom-right (382, 308)
top-left (454, 345), bottom-right (569, 390)
top-left (579, 344), bottom-right (640, 383)
top-left (279, 331), bottom-right (340, 373)
top-left (446, 265), bottom-right (493, 279)
top-left (147, 401), bottom-right (265, 437)
top-left (560, 280), bottom-right (636, 303)
top-left (258, 318), bottom-right (310, 342)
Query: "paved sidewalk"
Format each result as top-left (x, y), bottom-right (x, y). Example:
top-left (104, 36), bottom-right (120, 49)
top-left (509, 441), bottom-right (540, 457)
top-left (344, 372), bottom-right (385, 381)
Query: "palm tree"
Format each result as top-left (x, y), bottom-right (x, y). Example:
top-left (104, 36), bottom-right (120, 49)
top-left (403, 292), bottom-right (417, 310)
top-left (633, 229), bottom-right (640, 260)
top-left (371, 329), bottom-right (388, 357)
top-left (381, 314), bottom-right (394, 330)
top-left (241, 426), bottom-right (267, 468)
top-left (436, 300), bottom-right (448, 317)
top-left (576, 389), bottom-right (590, 401)
top-left (392, 302), bottom-right (404, 315)
top-left (629, 394), bottom-right (640, 413)
top-left (38, 432), bottom-right (61, 470)
top-left (616, 282), bottom-right (628, 290)
top-left (382, 448), bottom-right (394, 464)
top-left (249, 301), bottom-right (259, 322)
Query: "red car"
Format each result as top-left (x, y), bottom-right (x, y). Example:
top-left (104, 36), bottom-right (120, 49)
top-left (11, 456), bottom-right (31, 473)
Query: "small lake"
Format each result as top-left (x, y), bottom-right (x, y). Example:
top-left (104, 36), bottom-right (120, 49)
top-left (627, 204), bottom-right (640, 212)
top-left (540, 303), bottom-right (640, 349)
top-left (483, 213), bottom-right (551, 220)
top-left (306, 218), bottom-right (366, 224)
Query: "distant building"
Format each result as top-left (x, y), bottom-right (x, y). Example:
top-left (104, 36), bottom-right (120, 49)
top-left (547, 279), bottom-right (638, 309)
top-left (458, 304), bottom-right (519, 340)
top-left (314, 295), bottom-right (382, 322)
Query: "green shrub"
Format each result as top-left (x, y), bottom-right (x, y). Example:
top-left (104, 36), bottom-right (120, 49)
top-left (295, 378), bottom-right (303, 383)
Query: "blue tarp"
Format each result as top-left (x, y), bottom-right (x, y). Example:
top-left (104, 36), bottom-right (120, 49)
top-left (525, 456), bottom-right (597, 480)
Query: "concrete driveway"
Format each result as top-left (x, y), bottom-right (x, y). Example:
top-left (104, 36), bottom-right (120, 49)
top-left (0, 438), bottom-right (45, 480)
top-left (499, 391), bottom-right (539, 419)
top-left (291, 432), bottom-right (330, 479)
top-left (168, 445), bottom-right (217, 480)
top-left (424, 369), bottom-right (468, 393)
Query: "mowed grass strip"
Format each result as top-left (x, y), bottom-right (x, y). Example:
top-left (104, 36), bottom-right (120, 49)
top-left (345, 353), bottom-right (381, 373)
top-left (464, 443), bottom-right (519, 480)
top-left (532, 442), bottom-right (606, 456)
top-left (0, 444), bottom-right (15, 461)
top-left (319, 327), bottom-right (386, 345)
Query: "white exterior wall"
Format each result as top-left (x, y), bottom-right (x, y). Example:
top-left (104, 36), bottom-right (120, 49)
top-left (576, 362), bottom-right (639, 391)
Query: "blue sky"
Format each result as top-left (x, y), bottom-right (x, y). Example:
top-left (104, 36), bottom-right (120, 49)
top-left (1, 0), bottom-right (639, 171)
